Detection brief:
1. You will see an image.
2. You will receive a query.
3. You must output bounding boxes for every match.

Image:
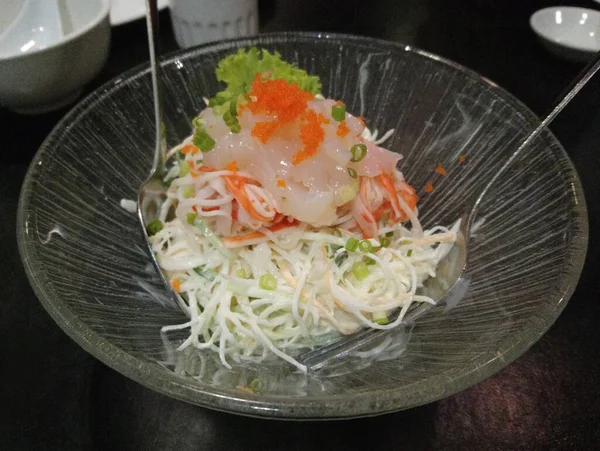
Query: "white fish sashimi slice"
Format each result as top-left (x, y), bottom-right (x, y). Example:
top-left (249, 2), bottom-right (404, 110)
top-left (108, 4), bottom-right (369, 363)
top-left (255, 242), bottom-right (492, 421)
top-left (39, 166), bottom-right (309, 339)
top-left (197, 98), bottom-right (403, 227)
top-left (353, 139), bottom-right (402, 177)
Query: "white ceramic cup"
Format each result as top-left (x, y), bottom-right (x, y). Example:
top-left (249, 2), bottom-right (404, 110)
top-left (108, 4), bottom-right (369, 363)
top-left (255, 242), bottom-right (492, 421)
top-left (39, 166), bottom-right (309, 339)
top-left (170, 0), bottom-right (258, 48)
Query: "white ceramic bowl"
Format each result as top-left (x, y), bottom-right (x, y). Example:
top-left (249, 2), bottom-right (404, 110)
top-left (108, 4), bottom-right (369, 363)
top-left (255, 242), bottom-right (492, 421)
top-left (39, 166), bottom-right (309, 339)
top-left (0, 0), bottom-right (110, 114)
top-left (530, 6), bottom-right (600, 63)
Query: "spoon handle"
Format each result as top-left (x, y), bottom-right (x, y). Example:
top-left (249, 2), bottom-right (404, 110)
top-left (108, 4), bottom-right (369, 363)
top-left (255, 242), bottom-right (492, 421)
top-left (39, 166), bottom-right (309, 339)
top-left (470, 51), bottom-right (600, 223)
top-left (144, 0), bottom-right (167, 174)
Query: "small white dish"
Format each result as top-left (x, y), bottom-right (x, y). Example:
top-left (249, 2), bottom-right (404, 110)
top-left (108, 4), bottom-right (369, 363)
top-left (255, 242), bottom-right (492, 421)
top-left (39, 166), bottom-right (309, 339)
top-left (0, 0), bottom-right (110, 114)
top-left (530, 6), bottom-right (600, 63)
top-left (0, 0), bottom-right (64, 58)
top-left (110, 0), bottom-right (169, 26)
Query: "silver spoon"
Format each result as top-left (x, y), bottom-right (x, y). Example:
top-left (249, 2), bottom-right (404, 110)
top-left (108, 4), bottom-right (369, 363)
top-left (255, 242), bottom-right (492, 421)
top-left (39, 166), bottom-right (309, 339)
top-left (298, 51), bottom-right (600, 371)
top-left (137, 0), bottom-right (177, 303)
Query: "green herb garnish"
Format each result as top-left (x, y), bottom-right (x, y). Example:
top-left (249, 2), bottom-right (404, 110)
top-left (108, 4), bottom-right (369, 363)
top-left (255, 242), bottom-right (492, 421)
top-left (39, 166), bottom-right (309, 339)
top-left (146, 219), bottom-right (163, 236)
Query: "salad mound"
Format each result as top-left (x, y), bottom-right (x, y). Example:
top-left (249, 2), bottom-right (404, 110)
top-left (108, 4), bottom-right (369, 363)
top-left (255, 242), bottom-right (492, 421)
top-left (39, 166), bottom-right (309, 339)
top-left (149, 48), bottom-right (457, 372)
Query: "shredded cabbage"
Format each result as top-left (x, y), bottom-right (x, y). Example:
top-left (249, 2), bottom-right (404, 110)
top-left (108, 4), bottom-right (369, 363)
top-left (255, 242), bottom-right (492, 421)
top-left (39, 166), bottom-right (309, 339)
top-left (150, 128), bottom-right (456, 372)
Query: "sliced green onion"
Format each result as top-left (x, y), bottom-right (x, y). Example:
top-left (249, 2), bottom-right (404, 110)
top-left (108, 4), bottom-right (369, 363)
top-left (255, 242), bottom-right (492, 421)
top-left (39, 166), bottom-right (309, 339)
top-left (179, 161), bottom-right (191, 177)
top-left (373, 312), bottom-right (389, 325)
top-left (331, 104), bottom-right (346, 121)
top-left (347, 167), bottom-right (358, 179)
top-left (350, 143), bottom-right (368, 163)
top-left (345, 237), bottom-right (359, 252)
top-left (332, 228), bottom-right (342, 237)
top-left (182, 185), bottom-right (195, 198)
top-left (379, 236), bottom-right (391, 248)
top-left (385, 231), bottom-right (394, 237)
top-left (236, 268), bottom-right (247, 279)
top-left (363, 256), bottom-right (376, 266)
top-left (229, 98), bottom-right (238, 116)
top-left (407, 249), bottom-right (413, 257)
top-left (249, 378), bottom-right (264, 393)
top-left (186, 212), bottom-right (198, 225)
top-left (230, 122), bottom-right (241, 134)
top-left (223, 110), bottom-right (236, 126)
top-left (358, 239), bottom-right (373, 253)
top-left (191, 116), bottom-right (204, 129)
top-left (193, 130), bottom-right (216, 152)
top-left (146, 219), bottom-right (163, 236)
top-left (259, 274), bottom-right (277, 290)
top-left (352, 261), bottom-right (369, 281)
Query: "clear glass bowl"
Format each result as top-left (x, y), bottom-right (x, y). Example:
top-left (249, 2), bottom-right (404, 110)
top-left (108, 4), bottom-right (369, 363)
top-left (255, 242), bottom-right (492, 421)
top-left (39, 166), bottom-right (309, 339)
top-left (17, 33), bottom-right (588, 419)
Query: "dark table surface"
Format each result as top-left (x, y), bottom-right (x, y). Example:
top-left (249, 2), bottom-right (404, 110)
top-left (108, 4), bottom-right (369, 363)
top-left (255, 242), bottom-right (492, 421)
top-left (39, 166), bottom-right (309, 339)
top-left (2, 1), bottom-right (600, 450)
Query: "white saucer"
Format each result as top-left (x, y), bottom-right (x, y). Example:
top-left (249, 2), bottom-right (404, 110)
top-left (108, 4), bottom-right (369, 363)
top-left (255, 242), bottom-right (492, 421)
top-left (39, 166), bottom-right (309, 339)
top-left (530, 6), bottom-right (600, 63)
top-left (110, 0), bottom-right (169, 26)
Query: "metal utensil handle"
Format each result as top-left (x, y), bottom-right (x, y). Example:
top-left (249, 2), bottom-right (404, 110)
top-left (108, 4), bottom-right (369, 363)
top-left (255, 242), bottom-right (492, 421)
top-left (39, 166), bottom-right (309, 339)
top-left (145, 0), bottom-right (167, 174)
top-left (469, 50), bottom-right (600, 227)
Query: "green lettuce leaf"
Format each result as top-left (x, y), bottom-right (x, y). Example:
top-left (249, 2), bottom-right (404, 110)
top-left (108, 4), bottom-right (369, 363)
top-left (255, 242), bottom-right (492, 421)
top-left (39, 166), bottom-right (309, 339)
top-left (201, 48), bottom-right (322, 134)
top-left (215, 47), bottom-right (322, 95)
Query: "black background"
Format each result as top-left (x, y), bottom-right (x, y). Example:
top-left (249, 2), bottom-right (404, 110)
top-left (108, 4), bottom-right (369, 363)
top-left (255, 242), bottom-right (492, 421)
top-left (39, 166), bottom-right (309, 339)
top-left (2, 1), bottom-right (600, 449)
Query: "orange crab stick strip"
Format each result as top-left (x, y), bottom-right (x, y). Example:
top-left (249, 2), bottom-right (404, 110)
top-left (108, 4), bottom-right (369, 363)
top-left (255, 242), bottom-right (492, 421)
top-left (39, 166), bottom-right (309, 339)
top-left (376, 173), bottom-right (403, 218)
top-left (377, 173), bottom-right (418, 222)
top-left (223, 175), bottom-right (273, 222)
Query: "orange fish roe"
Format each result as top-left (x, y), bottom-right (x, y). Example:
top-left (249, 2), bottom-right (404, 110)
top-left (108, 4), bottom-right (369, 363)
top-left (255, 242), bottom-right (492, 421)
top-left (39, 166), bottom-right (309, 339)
top-left (251, 121), bottom-right (279, 144)
top-left (434, 162), bottom-right (447, 175)
top-left (246, 74), bottom-right (314, 121)
top-left (424, 182), bottom-right (434, 193)
top-left (171, 279), bottom-right (181, 292)
top-left (336, 120), bottom-right (350, 138)
top-left (276, 178), bottom-right (287, 188)
top-left (293, 110), bottom-right (329, 165)
top-left (246, 74), bottom-right (315, 144)
top-left (226, 161), bottom-right (238, 172)
top-left (458, 155), bottom-right (466, 163)
top-left (181, 144), bottom-right (198, 155)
